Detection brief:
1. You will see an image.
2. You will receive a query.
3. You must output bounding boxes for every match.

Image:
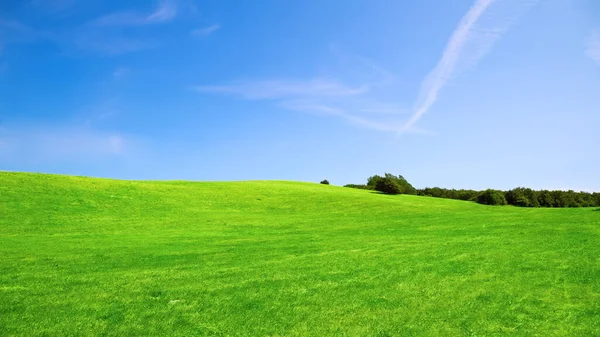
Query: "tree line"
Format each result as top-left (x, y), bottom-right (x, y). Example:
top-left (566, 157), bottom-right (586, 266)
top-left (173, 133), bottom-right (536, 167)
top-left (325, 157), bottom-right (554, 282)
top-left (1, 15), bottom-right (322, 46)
top-left (344, 173), bottom-right (600, 208)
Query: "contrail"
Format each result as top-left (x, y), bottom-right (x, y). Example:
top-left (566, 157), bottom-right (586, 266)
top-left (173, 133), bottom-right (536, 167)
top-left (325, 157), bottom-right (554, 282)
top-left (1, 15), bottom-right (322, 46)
top-left (399, 0), bottom-right (536, 135)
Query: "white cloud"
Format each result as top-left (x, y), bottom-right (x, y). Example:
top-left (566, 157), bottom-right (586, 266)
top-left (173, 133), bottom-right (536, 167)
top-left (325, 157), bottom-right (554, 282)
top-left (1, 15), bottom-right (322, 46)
top-left (89, 12), bottom-right (149, 27)
top-left (399, 0), bottom-right (538, 134)
top-left (108, 135), bottom-right (124, 154)
top-left (191, 24), bottom-right (221, 37)
top-left (587, 29), bottom-right (600, 64)
top-left (146, 0), bottom-right (178, 23)
top-left (0, 19), bottom-right (30, 32)
top-left (194, 77), bottom-right (414, 133)
top-left (73, 35), bottom-right (157, 55)
top-left (112, 67), bottom-right (130, 78)
top-left (29, 0), bottom-right (75, 13)
top-left (0, 19), bottom-right (36, 45)
top-left (72, 1), bottom-right (177, 55)
top-left (194, 1), bottom-right (537, 136)
top-left (194, 78), bottom-right (369, 100)
top-left (0, 125), bottom-right (129, 164)
top-left (280, 100), bottom-right (405, 132)
top-left (0, 13), bottom-right (158, 56)
top-left (89, 0), bottom-right (178, 27)
top-left (0, 19), bottom-right (44, 56)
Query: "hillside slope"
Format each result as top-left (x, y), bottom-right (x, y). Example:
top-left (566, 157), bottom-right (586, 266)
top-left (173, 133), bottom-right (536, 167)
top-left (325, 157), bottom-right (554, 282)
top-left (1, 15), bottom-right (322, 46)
top-left (1, 172), bottom-right (599, 336)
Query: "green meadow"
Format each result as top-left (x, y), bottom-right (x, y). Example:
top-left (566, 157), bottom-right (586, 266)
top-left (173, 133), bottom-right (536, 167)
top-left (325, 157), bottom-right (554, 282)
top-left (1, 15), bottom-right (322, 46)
top-left (0, 172), bottom-right (599, 336)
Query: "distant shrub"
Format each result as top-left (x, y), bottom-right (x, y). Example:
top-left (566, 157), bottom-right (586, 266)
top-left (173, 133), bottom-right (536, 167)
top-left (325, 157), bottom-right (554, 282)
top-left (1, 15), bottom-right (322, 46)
top-left (476, 189), bottom-right (507, 206)
top-left (369, 173), bottom-right (417, 195)
top-left (375, 176), bottom-right (402, 195)
top-left (320, 179), bottom-right (330, 185)
top-left (348, 176), bottom-right (600, 208)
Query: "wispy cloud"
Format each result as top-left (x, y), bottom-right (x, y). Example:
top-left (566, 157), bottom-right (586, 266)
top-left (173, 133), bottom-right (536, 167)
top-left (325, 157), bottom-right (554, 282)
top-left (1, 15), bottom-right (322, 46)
top-left (587, 29), bottom-right (600, 64)
top-left (73, 35), bottom-right (158, 55)
top-left (280, 100), bottom-right (408, 132)
top-left (194, 0), bottom-right (535, 135)
top-left (28, 0), bottom-right (75, 14)
top-left (112, 67), bottom-right (130, 78)
top-left (0, 15), bottom-right (156, 56)
top-left (89, 0), bottom-right (178, 27)
top-left (0, 125), bottom-right (128, 164)
top-left (195, 78), bottom-right (369, 100)
top-left (194, 76), bottom-right (414, 133)
top-left (191, 24), bottom-right (221, 37)
top-left (146, 0), bottom-right (178, 23)
top-left (0, 19), bottom-right (30, 32)
top-left (0, 18), bottom-right (43, 54)
top-left (66, 1), bottom-right (178, 54)
top-left (399, 0), bottom-right (538, 134)
top-left (0, 18), bottom-right (36, 44)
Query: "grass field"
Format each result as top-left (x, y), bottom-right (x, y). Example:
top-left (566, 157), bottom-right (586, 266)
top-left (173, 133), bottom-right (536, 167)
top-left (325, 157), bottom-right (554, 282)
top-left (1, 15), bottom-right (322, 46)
top-left (1, 172), bottom-right (599, 336)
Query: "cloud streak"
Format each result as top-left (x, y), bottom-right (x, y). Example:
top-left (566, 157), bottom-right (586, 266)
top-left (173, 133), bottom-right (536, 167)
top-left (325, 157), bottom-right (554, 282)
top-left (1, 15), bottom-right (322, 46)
top-left (587, 29), bottom-right (600, 64)
top-left (89, 0), bottom-right (178, 27)
top-left (194, 76), bottom-right (414, 133)
top-left (194, 0), bottom-right (535, 135)
top-left (399, 0), bottom-right (537, 134)
top-left (191, 24), bottom-right (221, 37)
top-left (0, 125), bottom-right (128, 164)
top-left (28, 0), bottom-right (75, 14)
top-left (194, 79), bottom-right (369, 100)
top-left (280, 100), bottom-right (409, 132)
top-left (0, 13), bottom-right (159, 56)
top-left (73, 35), bottom-right (158, 55)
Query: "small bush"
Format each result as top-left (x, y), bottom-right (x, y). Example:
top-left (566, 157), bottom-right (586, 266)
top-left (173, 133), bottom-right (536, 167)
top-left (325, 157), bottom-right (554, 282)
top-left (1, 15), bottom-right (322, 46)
top-left (320, 180), bottom-right (330, 185)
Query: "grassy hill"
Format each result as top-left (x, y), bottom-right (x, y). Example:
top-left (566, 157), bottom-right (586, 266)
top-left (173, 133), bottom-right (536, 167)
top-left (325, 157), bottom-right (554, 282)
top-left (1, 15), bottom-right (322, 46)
top-left (1, 172), bottom-right (599, 336)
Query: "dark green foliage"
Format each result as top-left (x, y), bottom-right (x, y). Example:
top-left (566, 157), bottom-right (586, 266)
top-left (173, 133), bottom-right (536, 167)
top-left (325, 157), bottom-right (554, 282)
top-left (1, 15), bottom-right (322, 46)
top-left (417, 188), bottom-right (479, 201)
top-left (476, 189), bottom-right (507, 206)
top-left (343, 184), bottom-right (371, 190)
top-left (419, 186), bottom-right (600, 208)
top-left (505, 188), bottom-right (529, 207)
top-left (538, 190), bottom-right (554, 207)
top-left (320, 180), bottom-right (330, 185)
top-left (369, 173), bottom-right (417, 195)
top-left (367, 175), bottom-right (383, 189)
top-left (375, 176), bottom-right (402, 195)
top-left (348, 174), bottom-right (599, 208)
top-left (396, 174), bottom-right (417, 195)
top-left (552, 190), bottom-right (567, 208)
top-left (525, 189), bottom-right (540, 207)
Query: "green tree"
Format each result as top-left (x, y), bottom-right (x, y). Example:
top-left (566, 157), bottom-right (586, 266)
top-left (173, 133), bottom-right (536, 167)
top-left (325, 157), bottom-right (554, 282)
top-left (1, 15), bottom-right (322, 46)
top-left (476, 189), bottom-right (507, 206)
top-left (375, 176), bottom-right (402, 195)
top-left (506, 188), bottom-right (531, 207)
top-left (371, 173), bottom-right (416, 195)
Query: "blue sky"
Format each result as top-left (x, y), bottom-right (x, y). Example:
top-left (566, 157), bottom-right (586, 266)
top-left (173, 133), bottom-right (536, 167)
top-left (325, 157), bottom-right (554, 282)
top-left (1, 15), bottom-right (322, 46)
top-left (1, 0), bottom-right (599, 191)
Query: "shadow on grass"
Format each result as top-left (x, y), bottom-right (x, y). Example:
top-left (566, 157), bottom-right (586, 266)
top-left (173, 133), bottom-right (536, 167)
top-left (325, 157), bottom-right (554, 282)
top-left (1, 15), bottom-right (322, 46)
top-left (369, 191), bottom-right (386, 195)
